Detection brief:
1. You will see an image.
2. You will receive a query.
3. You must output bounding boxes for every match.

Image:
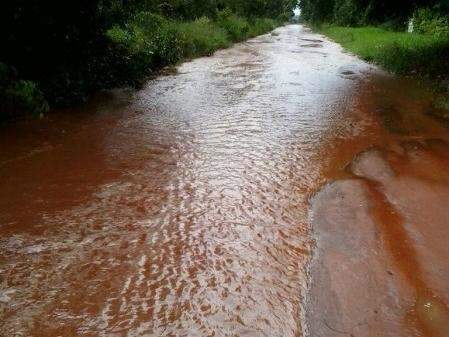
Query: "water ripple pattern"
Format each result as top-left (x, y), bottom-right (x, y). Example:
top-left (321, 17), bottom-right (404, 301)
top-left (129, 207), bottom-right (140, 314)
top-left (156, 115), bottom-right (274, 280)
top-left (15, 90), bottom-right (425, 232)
top-left (0, 25), bottom-right (374, 337)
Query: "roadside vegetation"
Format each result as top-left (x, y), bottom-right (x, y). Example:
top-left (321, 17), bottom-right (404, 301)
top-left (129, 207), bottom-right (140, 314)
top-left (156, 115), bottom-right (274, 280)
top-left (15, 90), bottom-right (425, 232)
top-left (1, 1), bottom-right (295, 120)
top-left (317, 26), bottom-right (449, 76)
top-left (300, 0), bottom-right (449, 115)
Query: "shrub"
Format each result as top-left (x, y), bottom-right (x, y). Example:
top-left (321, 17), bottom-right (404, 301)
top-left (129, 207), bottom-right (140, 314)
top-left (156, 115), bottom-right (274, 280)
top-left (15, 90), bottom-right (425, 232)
top-left (248, 18), bottom-right (277, 37)
top-left (105, 13), bottom-right (182, 81)
top-left (131, 12), bottom-right (183, 65)
top-left (176, 17), bottom-right (230, 57)
top-left (333, 0), bottom-right (360, 26)
top-left (217, 9), bottom-right (250, 40)
top-left (6, 80), bottom-right (49, 114)
top-left (413, 8), bottom-right (449, 37)
top-left (1, 79), bottom-right (49, 120)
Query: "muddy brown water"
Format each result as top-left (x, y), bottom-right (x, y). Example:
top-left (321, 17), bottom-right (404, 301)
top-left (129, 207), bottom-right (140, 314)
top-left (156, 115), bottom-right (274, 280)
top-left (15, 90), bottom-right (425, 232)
top-left (1, 25), bottom-right (449, 337)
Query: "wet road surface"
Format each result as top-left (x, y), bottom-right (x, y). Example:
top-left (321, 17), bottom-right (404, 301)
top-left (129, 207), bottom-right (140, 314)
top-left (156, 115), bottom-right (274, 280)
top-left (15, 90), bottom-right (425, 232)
top-left (1, 25), bottom-right (449, 337)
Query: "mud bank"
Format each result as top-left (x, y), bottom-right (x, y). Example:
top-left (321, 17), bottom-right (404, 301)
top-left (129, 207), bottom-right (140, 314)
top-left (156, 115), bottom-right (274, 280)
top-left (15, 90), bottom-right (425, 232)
top-left (308, 142), bottom-right (449, 337)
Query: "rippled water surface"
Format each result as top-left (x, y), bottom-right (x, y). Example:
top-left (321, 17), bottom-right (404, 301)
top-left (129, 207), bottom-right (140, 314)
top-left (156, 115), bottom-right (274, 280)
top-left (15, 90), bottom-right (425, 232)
top-left (2, 24), bottom-right (448, 337)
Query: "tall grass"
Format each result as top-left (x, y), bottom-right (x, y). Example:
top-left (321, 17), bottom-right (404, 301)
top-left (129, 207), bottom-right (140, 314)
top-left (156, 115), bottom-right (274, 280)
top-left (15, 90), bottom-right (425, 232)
top-left (248, 18), bottom-right (278, 37)
top-left (318, 26), bottom-right (449, 76)
top-left (177, 17), bottom-right (231, 57)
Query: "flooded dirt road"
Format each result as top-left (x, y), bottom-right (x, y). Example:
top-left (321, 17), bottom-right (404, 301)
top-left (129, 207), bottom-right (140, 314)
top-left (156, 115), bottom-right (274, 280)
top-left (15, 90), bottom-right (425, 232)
top-left (1, 25), bottom-right (449, 337)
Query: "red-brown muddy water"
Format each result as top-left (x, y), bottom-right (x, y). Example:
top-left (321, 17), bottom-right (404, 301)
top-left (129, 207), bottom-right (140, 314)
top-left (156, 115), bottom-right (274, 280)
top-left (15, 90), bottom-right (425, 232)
top-left (1, 25), bottom-right (449, 337)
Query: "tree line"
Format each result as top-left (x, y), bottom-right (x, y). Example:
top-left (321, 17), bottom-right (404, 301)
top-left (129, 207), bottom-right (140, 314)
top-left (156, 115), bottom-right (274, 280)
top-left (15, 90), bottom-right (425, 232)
top-left (299, 0), bottom-right (449, 26)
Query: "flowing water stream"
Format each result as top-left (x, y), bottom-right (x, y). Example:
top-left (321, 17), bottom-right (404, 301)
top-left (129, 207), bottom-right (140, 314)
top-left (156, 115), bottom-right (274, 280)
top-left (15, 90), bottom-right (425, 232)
top-left (1, 25), bottom-right (449, 337)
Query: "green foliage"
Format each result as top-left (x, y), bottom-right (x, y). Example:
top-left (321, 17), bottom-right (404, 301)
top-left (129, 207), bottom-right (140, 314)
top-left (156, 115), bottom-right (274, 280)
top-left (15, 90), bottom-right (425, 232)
top-left (101, 10), bottom-right (280, 89)
top-left (248, 18), bottom-right (278, 37)
top-left (318, 26), bottom-right (449, 76)
top-left (5, 81), bottom-right (49, 115)
top-left (413, 8), bottom-right (449, 36)
top-left (333, 0), bottom-right (360, 26)
top-left (177, 18), bottom-right (230, 57)
top-left (300, 0), bottom-right (449, 25)
top-left (217, 9), bottom-right (250, 40)
top-left (106, 26), bottom-right (136, 49)
top-left (300, 0), bottom-right (335, 23)
top-left (0, 66), bottom-right (49, 120)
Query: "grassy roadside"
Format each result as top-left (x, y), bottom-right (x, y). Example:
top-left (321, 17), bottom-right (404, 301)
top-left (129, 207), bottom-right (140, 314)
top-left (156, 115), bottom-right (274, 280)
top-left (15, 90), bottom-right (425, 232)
top-left (316, 25), bottom-right (449, 116)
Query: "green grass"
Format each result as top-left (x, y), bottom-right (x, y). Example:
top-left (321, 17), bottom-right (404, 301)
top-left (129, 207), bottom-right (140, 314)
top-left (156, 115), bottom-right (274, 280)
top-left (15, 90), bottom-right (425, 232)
top-left (177, 17), bottom-right (231, 57)
top-left (248, 18), bottom-right (278, 37)
top-left (318, 26), bottom-right (449, 76)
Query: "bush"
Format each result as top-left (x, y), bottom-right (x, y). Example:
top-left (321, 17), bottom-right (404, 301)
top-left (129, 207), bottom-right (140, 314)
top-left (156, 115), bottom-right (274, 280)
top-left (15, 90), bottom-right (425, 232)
top-left (0, 63), bottom-right (49, 120)
top-left (105, 13), bottom-right (183, 82)
top-left (248, 18), bottom-right (278, 37)
top-left (5, 80), bottom-right (49, 114)
top-left (176, 17), bottom-right (230, 57)
top-left (0, 79), bottom-right (49, 120)
top-left (413, 8), bottom-right (449, 37)
top-left (333, 0), bottom-right (360, 26)
top-left (217, 9), bottom-right (250, 40)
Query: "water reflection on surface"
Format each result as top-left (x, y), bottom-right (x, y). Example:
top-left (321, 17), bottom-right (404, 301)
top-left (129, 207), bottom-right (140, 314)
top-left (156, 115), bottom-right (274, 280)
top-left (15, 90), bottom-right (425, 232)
top-left (1, 25), bottom-right (448, 337)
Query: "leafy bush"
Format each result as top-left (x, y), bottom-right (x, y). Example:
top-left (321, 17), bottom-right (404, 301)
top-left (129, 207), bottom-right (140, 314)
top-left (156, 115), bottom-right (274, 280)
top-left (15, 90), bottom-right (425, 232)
top-left (177, 17), bottom-right (230, 57)
top-left (105, 13), bottom-right (181, 82)
top-left (5, 80), bottom-right (49, 114)
top-left (217, 9), bottom-right (250, 40)
top-left (0, 78), bottom-right (49, 120)
top-left (248, 18), bottom-right (278, 37)
top-left (333, 0), bottom-right (360, 26)
top-left (0, 63), bottom-right (49, 120)
top-left (413, 8), bottom-right (449, 37)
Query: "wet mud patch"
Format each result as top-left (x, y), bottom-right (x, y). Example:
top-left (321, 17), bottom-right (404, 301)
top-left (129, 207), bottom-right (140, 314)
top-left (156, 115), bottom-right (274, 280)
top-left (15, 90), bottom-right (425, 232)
top-left (301, 38), bottom-right (323, 43)
top-left (337, 66), bottom-right (360, 80)
top-left (290, 49), bottom-right (328, 57)
top-left (307, 142), bottom-right (449, 337)
top-left (307, 179), bottom-right (415, 337)
top-left (301, 43), bottom-right (323, 48)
